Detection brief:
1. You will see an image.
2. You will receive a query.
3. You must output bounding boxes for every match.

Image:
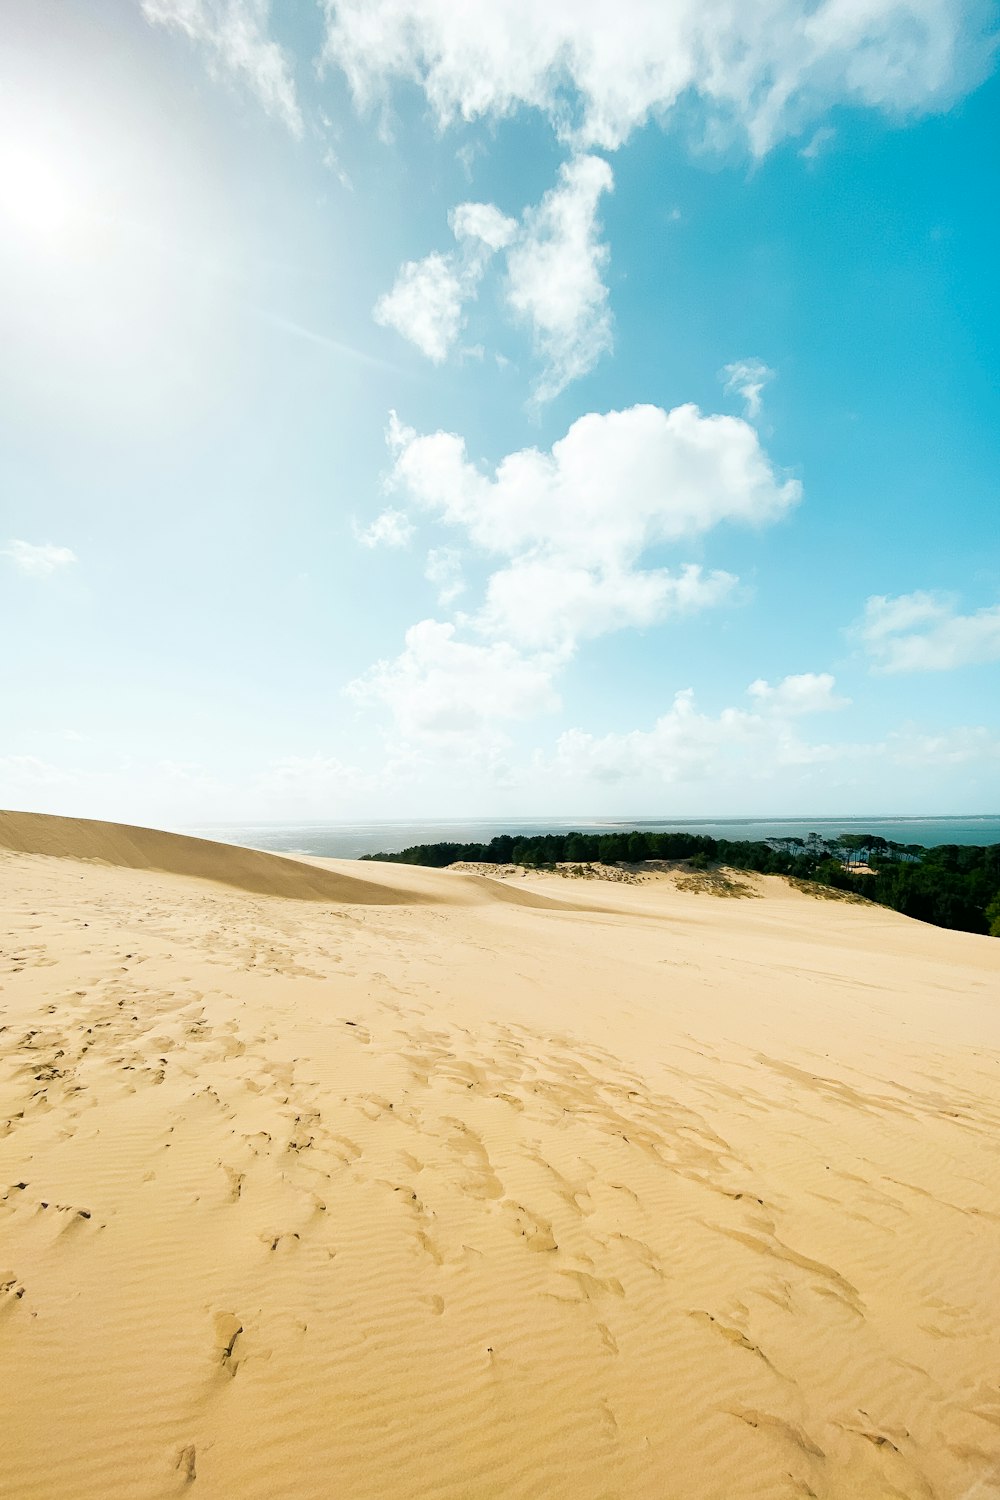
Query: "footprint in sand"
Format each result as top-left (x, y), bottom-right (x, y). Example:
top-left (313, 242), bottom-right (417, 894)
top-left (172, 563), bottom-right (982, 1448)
top-left (689, 1309), bottom-right (772, 1365)
top-left (221, 1164), bottom-right (245, 1201)
top-left (342, 1019), bottom-right (372, 1044)
top-left (175, 1445), bottom-right (196, 1484)
top-left (213, 1312), bottom-right (243, 1375)
top-left (499, 1199), bottom-right (558, 1252)
top-left (0, 1272), bottom-right (26, 1313)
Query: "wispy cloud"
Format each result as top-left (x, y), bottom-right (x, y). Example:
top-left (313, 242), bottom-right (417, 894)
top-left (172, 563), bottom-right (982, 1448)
top-left (856, 591), bottom-right (1000, 673)
top-left (2, 540), bottom-right (77, 577)
top-left (355, 508), bottom-right (414, 548)
top-left (553, 678), bottom-right (851, 787)
top-left (372, 200), bottom-right (518, 364)
top-left (142, 0), bottom-right (303, 136)
top-left (425, 547), bottom-right (465, 604)
top-left (373, 156), bottom-right (613, 401)
top-left (322, 0), bottom-right (991, 156)
top-left (506, 155), bottom-right (614, 404)
top-left (747, 672), bottom-right (849, 714)
top-left (721, 358), bottom-right (775, 420)
top-left (799, 125), bottom-right (836, 161)
top-left (255, 308), bottom-right (403, 373)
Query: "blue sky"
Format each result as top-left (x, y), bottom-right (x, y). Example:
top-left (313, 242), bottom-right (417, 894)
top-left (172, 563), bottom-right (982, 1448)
top-left (1, 0), bottom-right (998, 825)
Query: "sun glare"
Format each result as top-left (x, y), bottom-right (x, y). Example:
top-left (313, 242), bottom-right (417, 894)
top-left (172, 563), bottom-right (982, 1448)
top-left (0, 143), bottom-right (82, 243)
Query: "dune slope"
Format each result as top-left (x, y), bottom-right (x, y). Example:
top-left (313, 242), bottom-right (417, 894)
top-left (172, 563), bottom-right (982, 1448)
top-left (0, 809), bottom-right (428, 905)
top-left (2, 817), bottom-right (999, 1500)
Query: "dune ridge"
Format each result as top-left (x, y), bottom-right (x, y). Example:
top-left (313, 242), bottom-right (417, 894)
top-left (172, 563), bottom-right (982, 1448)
top-left (0, 809), bottom-right (426, 903)
top-left (2, 815), bottom-right (1000, 1499)
top-left (0, 811), bottom-right (587, 912)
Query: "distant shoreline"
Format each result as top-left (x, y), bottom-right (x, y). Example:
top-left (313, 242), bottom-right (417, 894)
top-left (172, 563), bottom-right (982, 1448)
top-left (189, 814), bottom-right (1000, 862)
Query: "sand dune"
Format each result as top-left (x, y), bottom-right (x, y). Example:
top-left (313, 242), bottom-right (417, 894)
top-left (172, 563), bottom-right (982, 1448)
top-left (2, 815), bottom-right (1000, 1500)
top-left (0, 810), bottom-right (433, 905)
top-left (0, 812), bottom-right (583, 912)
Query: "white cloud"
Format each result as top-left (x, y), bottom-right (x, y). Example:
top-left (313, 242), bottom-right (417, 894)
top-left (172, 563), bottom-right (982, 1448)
top-left (721, 358), bottom-right (775, 420)
top-left (356, 403), bottom-right (800, 739)
top-left (321, 0), bottom-right (987, 156)
top-left (373, 162), bottom-right (614, 399)
top-left (424, 546), bottom-right (465, 604)
top-left (388, 400), bottom-right (798, 657)
top-left (857, 591), bottom-right (1000, 673)
top-left (388, 402), bottom-right (801, 564)
top-left (553, 686), bottom-right (843, 787)
top-left (549, 690), bottom-right (1000, 801)
top-left (252, 753), bottom-right (376, 809)
top-left (374, 160), bottom-right (612, 399)
top-left (748, 671), bottom-right (849, 715)
top-left (505, 154), bottom-right (613, 401)
top-left (372, 199), bottom-right (516, 361)
top-left (2, 540), bottom-right (77, 577)
top-left (372, 251), bottom-right (466, 361)
top-left (321, 145), bottom-right (353, 189)
top-left (141, 0), bottom-right (302, 136)
top-left (348, 619), bottom-right (559, 738)
top-left (887, 724), bottom-right (1000, 766)
top-left (449, 201), bottom-right (518, 250)
top-left (0, 754), bottom-right (77, 789)
top-left (799, 124), bottom-right (836, 160)
top-left (355, 507), bottom-right (414, 548)
top-left (479, 559), bottom-right (736, 652)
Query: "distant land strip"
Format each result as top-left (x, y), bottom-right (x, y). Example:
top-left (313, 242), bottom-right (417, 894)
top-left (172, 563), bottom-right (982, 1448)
top-left (363, 829), bottom-right (1000, 938)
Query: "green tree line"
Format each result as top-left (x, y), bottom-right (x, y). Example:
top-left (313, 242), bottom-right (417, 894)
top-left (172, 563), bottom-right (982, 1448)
top-left (362, 830), bottom-right (1000, 938)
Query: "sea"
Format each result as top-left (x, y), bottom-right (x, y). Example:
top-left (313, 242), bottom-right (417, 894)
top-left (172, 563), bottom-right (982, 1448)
top-left (190, 815), bottom-right (1000, 861)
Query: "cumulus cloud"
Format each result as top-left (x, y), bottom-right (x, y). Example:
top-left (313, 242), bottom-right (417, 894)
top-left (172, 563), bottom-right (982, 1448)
top-left (356, 403), bottom-right (800, 739)
top-left (373, 199), bottom-right (517, 361)
top-left (857, 591), bottom-right (1000, 672)
top-left (374, 163), bottom-right (611, 398)
top-left (747, 672), bottom-right (849, 715)
top-left (721, 358), bottom-right (775, 420)
top-left (553, 684), bottom-right (843, 787)
top-left (322, 0), bottom-right (988, 155)
top-left (449, 201), bottom-right (518, 250)
top-left (550, 682), bottom-right (1000, 797)
top-left (387, 402), bottom-right (801, 564)
top-left (142, 0), bottom-right (302, 135)
top-left (505, 154), bottom-right (613, 401)
top-left (348, 619), bottom-right (559, 738)
top-left (355, 507), bottom-right (414, 548)
top-left (373, 251), bottom-right (467, 362)
top-left (387, 400), bottom-right (798, 659)
top-left (2, 540), bottom-right (77, 577)
top-left (479, 560), bottom-right (735, 652)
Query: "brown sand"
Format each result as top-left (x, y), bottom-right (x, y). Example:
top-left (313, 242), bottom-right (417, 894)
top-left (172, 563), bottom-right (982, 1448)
top-left (1, 814), bottom-right (999, 1499)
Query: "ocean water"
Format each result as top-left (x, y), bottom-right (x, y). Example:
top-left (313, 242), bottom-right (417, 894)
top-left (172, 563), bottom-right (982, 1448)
top-left (190, 814), bottom-right (1000, 861)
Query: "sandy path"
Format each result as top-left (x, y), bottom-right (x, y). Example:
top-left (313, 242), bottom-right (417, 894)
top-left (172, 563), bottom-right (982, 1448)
top-left (1, 824), bottom-right (999, 1499)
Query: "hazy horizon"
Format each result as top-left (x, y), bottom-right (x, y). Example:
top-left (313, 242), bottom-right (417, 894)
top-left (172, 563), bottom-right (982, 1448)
top-left (186, 812), bottom-right (1000, 860)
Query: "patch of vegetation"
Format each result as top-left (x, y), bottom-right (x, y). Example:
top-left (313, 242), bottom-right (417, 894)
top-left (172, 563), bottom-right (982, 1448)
top-left (784, 877), bottom-right (870, 904)
top-left (556, 862), bottom-right (642, 884)
top-left (675, 871), bottom-right (760, 898)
